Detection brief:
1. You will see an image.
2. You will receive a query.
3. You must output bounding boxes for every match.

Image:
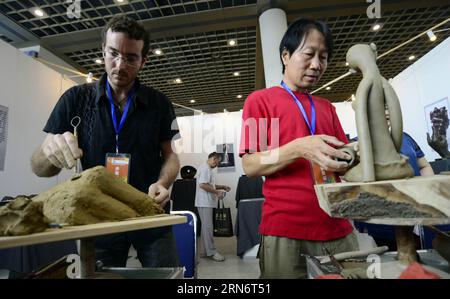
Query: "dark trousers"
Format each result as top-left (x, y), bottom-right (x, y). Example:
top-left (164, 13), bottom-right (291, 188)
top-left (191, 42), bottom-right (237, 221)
top-left (94, 227), bottom-right (179, 267)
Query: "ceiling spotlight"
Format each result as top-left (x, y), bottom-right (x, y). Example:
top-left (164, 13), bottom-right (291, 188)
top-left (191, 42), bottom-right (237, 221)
top-left (95, 59), bottom-right (102, 64)
top-left (345, 62), bottom-right (349, 66)
top-left (114, 0), bottom-right (128, 4)
top-left (190, 99), bottom-right (196, 103)
top-left (237, 95), bottom-right (243, 99)
top-left (31, 7), bottom-right (46, 18)
top-left (174, 78), bottom-right (182, 84)
top-left (427, 30), bottom-right (437, 42)
top-left (228, 39), bottom-right (237, 46)
top-left (223, 109), bottom-right (229, 113)
top-left (233, 72), bottom-right (240, 77)
top-left (86, 72), bottom-right (93, 83)
top-left (153, 48), bottom-right (163, 55)
top-left (326, 86), bottom-right (331, 91)
top-left (34, 9), bottom-right (44, 17)
top-left (351, 94), bottom-right (356, 101)
top-left (408, 55), bottom-right (416, 61)
top-left (372, 24), bottom-right (381, 31)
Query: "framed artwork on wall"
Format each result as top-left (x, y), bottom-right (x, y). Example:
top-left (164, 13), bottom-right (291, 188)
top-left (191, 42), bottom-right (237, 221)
top-left (216, 143), bottom-right (235, 169)
top-left (0, 105), bottom-right (8, 171)
top-left (424, 97), bottom-right (450, 157)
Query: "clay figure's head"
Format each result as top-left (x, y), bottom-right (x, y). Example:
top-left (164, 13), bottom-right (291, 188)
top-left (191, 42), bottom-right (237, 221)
top-left (279, 18), bottom-right (333, 91)
top-left (346, 43), bottom-right (378, 71)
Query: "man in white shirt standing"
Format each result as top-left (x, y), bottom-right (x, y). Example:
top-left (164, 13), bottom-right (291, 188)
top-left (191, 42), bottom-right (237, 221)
top-left (195, 152), bottom-right (231, 262)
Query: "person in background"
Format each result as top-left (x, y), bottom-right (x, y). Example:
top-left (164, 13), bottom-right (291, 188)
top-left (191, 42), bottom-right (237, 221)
top-left (30, 15), bottom-right (180, 268)
top-left (195, 152), bottom-right (231, 262)
top-left (239, 18), bottom-right (358, 278)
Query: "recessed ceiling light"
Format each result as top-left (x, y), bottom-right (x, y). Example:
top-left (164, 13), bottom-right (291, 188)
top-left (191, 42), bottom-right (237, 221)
top-left (408, 55), bottom-right (416, 61)
top-left (190, 100), bottom-right (196, 103)
top-left (95, 59), bottom-right (102, 64)
top-left (326, 86), bottom-right (331, 91)
top-left (174, 78), bottom-right (182, 84)
top-left (223, 109), bottom-right (228, 113)
top-left (153, 48), bottom-right (163, 55)
top-left (351, 94), bottom-right (356, 101)
top-left (237, 95), bottom-right (243, 99)
top-left (233, 72), bottom-right (240, 77)
top-left (372, 24), bottom-right (381, 31)
top-left (114, 0), bottom-right (128, 4)
top-left (86, 72), bottom-right (93, 83)
top-left (228, 39), bottom-right (237, 46)
top-left (31, 7), bottom-right (46, 18)
top-left (345, 62), bottom-right (349, 66)
top-left (427, 30), bottom-right (437, 42)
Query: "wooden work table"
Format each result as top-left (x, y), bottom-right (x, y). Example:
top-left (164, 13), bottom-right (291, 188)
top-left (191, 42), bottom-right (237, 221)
top-left (0, 214), bottom-right (187, 278)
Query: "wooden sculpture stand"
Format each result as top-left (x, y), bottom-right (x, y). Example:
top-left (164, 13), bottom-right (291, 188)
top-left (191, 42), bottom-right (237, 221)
top-left (315, 175), bottom-right (450, 265)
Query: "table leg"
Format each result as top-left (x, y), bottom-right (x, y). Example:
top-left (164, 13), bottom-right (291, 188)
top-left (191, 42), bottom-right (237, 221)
top-left (79, 238), bottom-right (95, 278)
top-left (395, 226), bottom-right (417, 265)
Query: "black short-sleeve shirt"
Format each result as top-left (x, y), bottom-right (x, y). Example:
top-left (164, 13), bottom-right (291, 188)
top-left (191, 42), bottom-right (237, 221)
top-left (44, 73), bottom-right (179, 194)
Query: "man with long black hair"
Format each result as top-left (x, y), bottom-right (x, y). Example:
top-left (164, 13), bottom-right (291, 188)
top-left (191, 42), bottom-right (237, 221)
top-left (240, 18), bottom-right (358, 278)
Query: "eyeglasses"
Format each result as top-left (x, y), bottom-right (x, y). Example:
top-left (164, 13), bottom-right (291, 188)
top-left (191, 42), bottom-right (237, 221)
top-left (103, 49), bottom-right (142, 68)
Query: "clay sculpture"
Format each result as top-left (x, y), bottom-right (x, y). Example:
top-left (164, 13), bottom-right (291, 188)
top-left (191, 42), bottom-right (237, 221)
top-left (33, 166), bottom-right (164, 225)
top-left (344, 43), bottom-right (414, 182)
top-left (0, 196), bottom-right (49, 236)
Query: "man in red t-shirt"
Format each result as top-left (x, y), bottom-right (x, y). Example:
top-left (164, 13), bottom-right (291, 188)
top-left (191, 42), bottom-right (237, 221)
top-left (239, 18), bottom-right (358, 278)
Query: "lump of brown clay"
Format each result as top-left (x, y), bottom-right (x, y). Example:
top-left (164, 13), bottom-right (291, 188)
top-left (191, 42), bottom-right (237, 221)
top-left (0, 196), bottom-right (49, 236)
top-left (33, 166), bottom-right (164, 225)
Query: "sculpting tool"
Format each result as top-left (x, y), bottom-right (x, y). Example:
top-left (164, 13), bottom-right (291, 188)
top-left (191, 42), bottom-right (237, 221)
top-left (70, 116), bottom-right (81, 174)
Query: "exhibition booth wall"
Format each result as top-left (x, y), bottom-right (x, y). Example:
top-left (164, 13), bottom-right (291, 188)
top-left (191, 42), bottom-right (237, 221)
top-left (0, 39), bottom-right (76, 199)
top-left (174, 111), bottom-right (244, 223)
top-left (391, 35), bottom-right (450, 161)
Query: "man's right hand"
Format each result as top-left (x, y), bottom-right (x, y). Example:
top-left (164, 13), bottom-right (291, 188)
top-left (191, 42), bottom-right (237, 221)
top-left (294, 135), bottom-right (351, 172)
top-left (42, 132), bottom-right (83, 169)
top-left (215, 190), bottom-right (226, 198)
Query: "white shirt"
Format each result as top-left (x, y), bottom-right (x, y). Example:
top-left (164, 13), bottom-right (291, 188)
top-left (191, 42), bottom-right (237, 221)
top-left (195, 162), bottom-right (217, 208)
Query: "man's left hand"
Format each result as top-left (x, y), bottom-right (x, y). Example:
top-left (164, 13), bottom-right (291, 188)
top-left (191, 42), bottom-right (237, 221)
top-left (148, 183), bottom-right (170, 208)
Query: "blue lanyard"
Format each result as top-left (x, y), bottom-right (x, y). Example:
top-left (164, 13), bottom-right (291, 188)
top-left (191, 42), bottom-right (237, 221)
top-left (106, 80), bottom-right (134, 153)
top-left (281, 81), bottom-right (316, 135)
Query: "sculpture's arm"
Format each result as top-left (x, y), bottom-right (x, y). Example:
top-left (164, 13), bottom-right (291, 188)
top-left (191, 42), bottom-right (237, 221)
top-left (382, 77), bottom-right (403, 152)
top-left (355, 77), bottom-right (375, 182)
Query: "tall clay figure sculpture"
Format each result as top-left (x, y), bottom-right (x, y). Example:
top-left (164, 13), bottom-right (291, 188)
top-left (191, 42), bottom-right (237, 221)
top-left (344, 43), bottom-right (414, 182)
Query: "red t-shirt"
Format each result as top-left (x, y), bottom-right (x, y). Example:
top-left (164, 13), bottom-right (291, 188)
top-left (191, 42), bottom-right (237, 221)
top-left (239, 86), bottom-right (353, 241)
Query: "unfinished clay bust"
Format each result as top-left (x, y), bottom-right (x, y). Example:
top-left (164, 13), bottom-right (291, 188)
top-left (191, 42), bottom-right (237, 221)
top-left (33, 166), bottom-right (164, 225)
top-left (344, 43), bottom-right (414, 182)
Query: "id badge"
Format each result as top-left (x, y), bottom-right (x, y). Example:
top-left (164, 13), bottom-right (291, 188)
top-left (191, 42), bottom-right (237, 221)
top-left (105, 153), bottom-right (131, 183)
top-left (310, 162), bottom-right (338, 184)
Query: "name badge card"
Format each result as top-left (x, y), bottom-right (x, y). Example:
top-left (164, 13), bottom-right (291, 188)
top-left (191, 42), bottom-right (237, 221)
top-left (310, 161), bottom-right (338, 184)
top-left (105, 153), bottom-right (131, 183)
